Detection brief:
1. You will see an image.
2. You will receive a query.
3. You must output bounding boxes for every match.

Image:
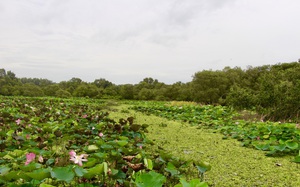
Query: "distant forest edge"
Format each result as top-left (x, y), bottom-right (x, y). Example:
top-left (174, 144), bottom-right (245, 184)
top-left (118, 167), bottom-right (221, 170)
top-left (1, 61), bottom-right (300, 122)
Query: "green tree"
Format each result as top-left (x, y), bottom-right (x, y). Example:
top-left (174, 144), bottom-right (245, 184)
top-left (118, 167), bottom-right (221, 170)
top-left (19, 83), bottom-right (45, 97)
top-left (119, 84), bottom-right (135, 100)
top-left (0, 85), bottom-right (12, 96)
top-left (43, 84), bottom-right (61, 96)
top-left (226, 84), bottom-right (256, 109)
top-left (6, 70), bottom-right (16, 80)
top-left (102, 85), bottom-right (120, 99)
top-left (73, 84), bottom-right (99, 98)
top-left (137, 88), bottom-right (155, 100)
top-left (191, 70), bottom-right (229, 104)
top-left (55, 89), bottom-right (72, 98)
top-left (93, 78), bottom-right (113, 88)
top-left (0, 68), bottom-right (6, 78)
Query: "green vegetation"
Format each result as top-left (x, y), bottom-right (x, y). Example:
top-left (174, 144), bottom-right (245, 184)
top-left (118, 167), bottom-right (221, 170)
top-left (130, 101), bottom-right (300, 161)
top-left (1, 97), bottom-right (300, 186)
top-left (109, 102), bottom-right (300, 186)
top-left (0, 97), bottom-right (209, 186)
top-left (1, 61), bottom-right (300, 186)
top-left (1, 61), bottom-right (300, 122)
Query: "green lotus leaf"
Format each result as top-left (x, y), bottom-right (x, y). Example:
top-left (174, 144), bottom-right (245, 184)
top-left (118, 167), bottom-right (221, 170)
top-left (274, 144), bottom-right (286, 151)
top-left (87, 145), bottom-right (99, 151)
top-left (46, 158), bottom-right (55, 166)
top-left (103, 162), bottom-right (108, 176)
top-left (263, 134), bottom-right (269, 139)
top-left (0, 151), bottom-right (7, 158)
top-left (74, 166), bottom-right (88, 177)
top-left (6, 130), bottom-right (14, 137)
top-left (175, 178), bottom-right (208, 187)
top-left (3, 154), bottom-right (14, 160)
top-left (50, 166), bottom-right (75, 183)
top-left (292, 155), bottom-right (300, 163)
top-left (8, 149), bottom-right (26, 158)
top-left (253, 143), bottom-right (270, 151)
top-left (0, 166), bottom-right (10, 176)
top-left (134, 171), bottom-right (166, 187)
top-left (1, 170), bottom-right (31, 181)
top-left (21, 163), bottom-right (42, 172)
top-left (83, 157), bottom-right (97, 168)
top-left (83, 163), bottom-right (104, 179)
top-left (26, 168), bottom-right (50, 180)
top-left (285, 140), bottom-right (299, 150)
top-left (117, 140), bottom-right (128, 147)
top-left (279, 139), bottom-right (286, 145)
top-left (164, 162), bottom-right (180, 176)
top-left (144, 158), bottom-right (153, 170)
top-left (93, 152), bottom-right (107, 159)
top-left (95, 140), bottom-right (105, 146)
top-left (100, 144), bottom-right (114, 150)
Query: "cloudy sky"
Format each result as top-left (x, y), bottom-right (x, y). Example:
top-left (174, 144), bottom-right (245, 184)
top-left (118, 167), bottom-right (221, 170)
top-left (1, 0), bottom-right (300, 84)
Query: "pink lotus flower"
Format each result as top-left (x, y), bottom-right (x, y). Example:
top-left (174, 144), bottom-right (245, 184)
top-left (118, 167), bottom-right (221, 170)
top-left (69, 150), bottom-right (88, 166)
top-left (99, 132), bottom-right (104, 137)
top-left (25, 153), bottom-right (36, 165)
top-left (16, 119), bottom-right (21, 125)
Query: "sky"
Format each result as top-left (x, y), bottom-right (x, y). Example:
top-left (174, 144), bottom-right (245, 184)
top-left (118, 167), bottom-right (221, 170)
top-left (1, 0), bottom-right (300, 84)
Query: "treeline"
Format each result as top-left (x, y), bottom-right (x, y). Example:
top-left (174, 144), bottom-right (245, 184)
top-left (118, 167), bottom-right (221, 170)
top-left (1, 61), bottom-right (300, 122)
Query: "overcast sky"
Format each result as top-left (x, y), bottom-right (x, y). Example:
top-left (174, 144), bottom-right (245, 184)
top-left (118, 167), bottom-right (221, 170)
top-left (1, 0), bottom-right (300, 84)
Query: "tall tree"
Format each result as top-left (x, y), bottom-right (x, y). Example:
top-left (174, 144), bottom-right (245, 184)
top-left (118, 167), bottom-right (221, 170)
top-left (191, 70), bottom-right (229, 104)
top-left (93, 78), bottom-right (113, 88)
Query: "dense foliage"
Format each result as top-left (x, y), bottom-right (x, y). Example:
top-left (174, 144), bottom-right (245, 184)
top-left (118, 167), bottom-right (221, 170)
top-left (0, 97), bottom-right (209, 186)
top-left (1, 61), bottom-right (300, 121)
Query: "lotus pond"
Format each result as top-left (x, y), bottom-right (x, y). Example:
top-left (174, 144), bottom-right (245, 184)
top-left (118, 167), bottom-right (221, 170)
top-left (0, 97), bottom-right (209, 187)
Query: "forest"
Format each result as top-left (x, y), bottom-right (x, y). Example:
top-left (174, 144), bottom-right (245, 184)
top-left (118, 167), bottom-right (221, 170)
top-left (1, 61), bottom-right (300, 122)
